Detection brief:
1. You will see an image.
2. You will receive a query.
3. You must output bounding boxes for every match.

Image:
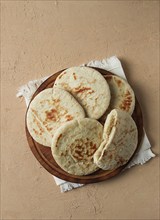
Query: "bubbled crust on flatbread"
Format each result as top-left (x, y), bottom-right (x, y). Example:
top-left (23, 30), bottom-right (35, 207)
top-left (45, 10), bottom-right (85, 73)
top-left (106, 75), bottom-right (135, 115)
top-left (27, 88), bottom-right (85, 147)
top-left (94, 109), bottom-right (138, 170)
top-left (51, 118), bottom-right (103, 175)
top-left (54, 67), bottom-right (111, 119)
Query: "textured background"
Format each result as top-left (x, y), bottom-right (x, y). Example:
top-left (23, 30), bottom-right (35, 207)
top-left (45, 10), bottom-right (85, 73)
top-left (1, 1), bottom-right (159, 219)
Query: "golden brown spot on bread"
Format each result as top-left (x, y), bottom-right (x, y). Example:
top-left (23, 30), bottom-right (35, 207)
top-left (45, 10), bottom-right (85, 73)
top-left (88, 91), bottom-right (94, 94)
top-left (58, 75), bottom-right (63, 79)
top-left (116, 138), bottom-right (124, 146)
top-left (39, 126), bottom-right (44, 132)
top-left (104, 151), bottom-right (108, 156)
top-left (46, 127), bottom-right (52, 132)
top-left (73, 73), bottom-right (77, 80)
top-left (115, 77), bottom-right (122, 87)
top-left (75, 149), bottom-right (83, 158)
top-left (65, 114), bottom-right (73, 121)
top-left (98, 132), bottom-right (102, 139)
top-left (73, 147), bottom-right (83, 160)
top-left (92, 144), bottom-right (97, 150)
top-left (74, 87), bottom-right (94, 94)
top-left (57, 134), bottom-right (62, 142)
top-left (33, 128), bottom-right (39, 135)
top-left (77, 145), bottom-right (82, 149)
top-left (87, 144), bottom-right (97, 156)
top-left (33, 126), bottom-right (43, 136)
top-left (53, 99), bottom-right (60, 103)
top-left (45, 109), bottom-right (57, 121)
top-left (129, 128), bottom-right (135, 133)
top-left (60, 150), bottom-right (68, 156)
top-left (61, 82), bottom-right (70, 90)
top-left (70, 138), bottom-right (98, 161)
top-left (119, 90), bottom-right (132, 111)
top-left (58, 72), bottom-right (66, 79)
top-left (31, 109), bottom-right (38, 117)
top-left (74, 85), bottom-right (80, 89)
top-left (125, 90), bottom-right (131, 96)
top-left (89, 79), bottom-right (96, 84)
top-left (40, 100), bottom-right (45, 105)
top-left (33, 116), bottom-right (45, 134)
top-left (117, 156), bottom-right (126, 165)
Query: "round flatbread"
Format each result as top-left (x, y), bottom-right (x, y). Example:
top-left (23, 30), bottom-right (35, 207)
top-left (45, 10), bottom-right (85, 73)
top-left (54, 66), bottom-right (111, 119)
top-left (27, 88), bottom-right (85, 147)
top-left (106, 75), bottom-right (135, 115)
top-left (51, 118), bottom-right (103, 175)
top-left (94, 109), bottom-right (138, 170)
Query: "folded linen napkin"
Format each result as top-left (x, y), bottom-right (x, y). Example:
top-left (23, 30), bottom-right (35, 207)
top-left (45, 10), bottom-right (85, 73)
top-left (17, 56), bottom-right (155, 192)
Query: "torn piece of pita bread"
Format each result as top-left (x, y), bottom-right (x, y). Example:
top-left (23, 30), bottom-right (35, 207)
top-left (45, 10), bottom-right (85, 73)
top-left (94, 109), bottom-right (138, 170)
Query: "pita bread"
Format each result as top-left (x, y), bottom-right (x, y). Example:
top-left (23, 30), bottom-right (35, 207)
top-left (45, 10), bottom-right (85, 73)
top-left (105, 75), bottom-right (135, 115)
top-left (27, 88), bottom-right (85, 147)
top-left (51, 118), bottom-right (103, 175)
top-left (94, 109), bottom-right (138, 170)
top-left (54, 66), bottom-right (111, 119)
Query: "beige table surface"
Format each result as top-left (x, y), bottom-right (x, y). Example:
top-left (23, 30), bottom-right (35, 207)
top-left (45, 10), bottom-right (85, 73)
top-left (1, 1), bottom-right (159, 220)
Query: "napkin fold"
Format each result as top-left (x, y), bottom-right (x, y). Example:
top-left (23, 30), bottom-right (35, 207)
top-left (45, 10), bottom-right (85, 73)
top-left (17, 56), bottom-right (155, 192)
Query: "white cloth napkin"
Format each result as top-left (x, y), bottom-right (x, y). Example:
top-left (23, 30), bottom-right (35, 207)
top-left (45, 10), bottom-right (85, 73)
top-left (17, 56), bottom-right (155, 192)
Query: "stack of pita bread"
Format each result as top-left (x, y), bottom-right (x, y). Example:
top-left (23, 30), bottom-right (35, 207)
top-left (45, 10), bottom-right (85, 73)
top-left (27, 66), bottom-right (138, 176)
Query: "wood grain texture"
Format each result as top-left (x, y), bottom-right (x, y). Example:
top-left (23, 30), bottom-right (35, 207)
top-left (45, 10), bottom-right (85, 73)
top-left (25, 68), bottom-right (143, 184)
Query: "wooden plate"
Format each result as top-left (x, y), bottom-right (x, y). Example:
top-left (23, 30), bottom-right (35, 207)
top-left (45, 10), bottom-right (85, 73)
top-left (25, 68), bottom-right (143, 184)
